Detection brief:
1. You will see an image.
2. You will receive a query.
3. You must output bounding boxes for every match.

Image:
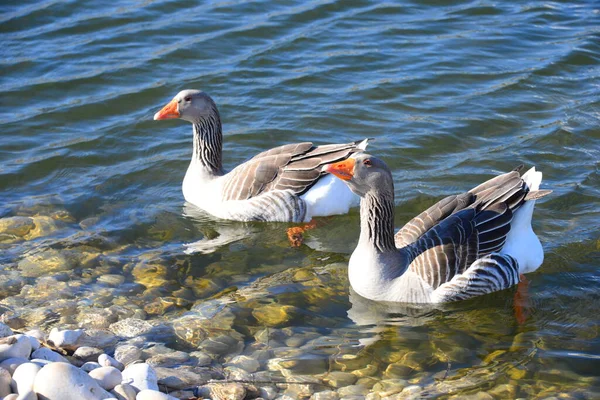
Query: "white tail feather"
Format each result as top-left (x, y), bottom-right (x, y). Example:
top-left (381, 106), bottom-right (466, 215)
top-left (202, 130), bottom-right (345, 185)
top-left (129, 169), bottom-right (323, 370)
top-left (500, 167), bottom-right (544, 274)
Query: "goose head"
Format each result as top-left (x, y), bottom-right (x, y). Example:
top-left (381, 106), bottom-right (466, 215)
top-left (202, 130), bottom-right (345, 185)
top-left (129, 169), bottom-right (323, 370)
top-left (153, 89), bottom-right (219, 123)
top-left (324, 153), bottom-right (394, 198)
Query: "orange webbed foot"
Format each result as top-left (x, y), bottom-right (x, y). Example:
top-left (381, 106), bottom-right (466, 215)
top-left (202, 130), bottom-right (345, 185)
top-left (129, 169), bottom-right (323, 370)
top-left (514, 274), bottom-right (530, 325)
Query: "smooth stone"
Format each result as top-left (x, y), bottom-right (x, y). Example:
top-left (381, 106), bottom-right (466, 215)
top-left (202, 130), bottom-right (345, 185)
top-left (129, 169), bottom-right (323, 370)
top-left (0, 216), bottom-right (34, 237)
top-left (74, 347), bottom-right (104, 362)
top-left (81, 361), bottom-right (102, 372)
top-left (0, 357), bottom-right (28, 374)
top-left (259, 386), bottom-right (278, 400)
top-left (30, 347), bottom-right (69, 363)
top-left (48, 328), bottom-right (84, 350)
top-left (322, 372), bottom-right (357, 388)
top-left (11, 362), bottom-right (41, 394)
top-left (145, 352), bottom-right (189, 368)
top-left (33, 362), bottom-right (112, 400)
top-left (89, 366), bottom-right (123, 391)
top-left (76, 330), bottom-right (119, 350)
top-left (135, 389), bottom-right (178, 400)
top-left (0, 367), bottom-right (11, 397)
top-left (225, 355), bottom-right (260, 373)
top-left (310, 390), bottom-right (339, 400)
top-left (3, 394), bottom-right (18, 400)
top-left (252, 304), bottom-right (296, 326)
top-left (29, 358), bottom-right (53, 368)
top-left (154, 366), bottom-right (211, 389)
top-left (121, 363), bottom-right (158, 391)
top-left (111, 383), bottom-right (137, 400)
top-left (14, 393), bottom-right (37, 400)
top-left (208, 383), bottom-right (246, 400)
top-left (110, 319), bottom-right (153, 338)
top-left (24, 336), bottom-right (40, 352)
top-left (99, 354), bottom-right (125, 371)
top-left (0, 335), bottom-right (32, 362)
top-left (189, 351), bottom-right (212, 367)
top-left (114, 345), bottom-right (143, 366)
top-left (337, 384), bottom-right (369, 397)
top-left (24, 330), bottom-right (46, 342)
top-left (0, 324), bottom-right (12, 339)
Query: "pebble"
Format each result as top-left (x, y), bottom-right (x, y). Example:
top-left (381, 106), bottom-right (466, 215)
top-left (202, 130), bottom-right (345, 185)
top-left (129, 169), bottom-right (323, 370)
top-left (0, 367), bottom-right (11, 397)
top-left (136, 389), bottom-right (178, 400)
top-left (76, 330), bottom-right (119, 350)
top-left (25, 329), bottom-right (46, 342)
top-left (30, 358), bottom-right (54, 368)
top-left (114, 345), bottom-right (143, 366)
top-left (311, 390), bottom-right (339, 400)
top-left (225, 355), bottom-right (260, 373)
top-left (322, 371), bottom-right (358, 388)
top-left (189, 351), bottom-right (212, 367)
top-left (110, 318), bottom-right (153, 338)
top-left (33, 362), bottom-right (113, 400)
top-left (111, 383), bottom-right (137, 400)
top-left (31, 347), bottom-right (69, 363)
top-left (74, 347), bottom-right (104, 362)
top-left (0, 335), bottom-right (32, 361)
top-left (0, 357), bottom-right (29, 374)
top-left (0, 323), bottom-right (12, 338)
top-left (89, 366), bottom-right (123, 391)
top-left (156, 366), bottom-right (213, 389)
top-left (207, 382), bottom-right (246, 400)
top-left (25, 335), bottom-right (41, 351)
top-left (48, 328), bottom-right (84, 350)
top-left (81, 361), bottom-right (102, 372)
top-left (121, 363), bottom-right (159, 391)
top-left (11, 362), bottom-right (41, 394)
top-left (99, 353), bottom-right (125, 371)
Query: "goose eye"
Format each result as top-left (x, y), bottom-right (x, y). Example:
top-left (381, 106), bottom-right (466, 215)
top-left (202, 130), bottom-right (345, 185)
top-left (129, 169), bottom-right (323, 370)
top-left (363, 159), bottom-right (372, 166)
top-left (184, 96), bottom-right (191, 102)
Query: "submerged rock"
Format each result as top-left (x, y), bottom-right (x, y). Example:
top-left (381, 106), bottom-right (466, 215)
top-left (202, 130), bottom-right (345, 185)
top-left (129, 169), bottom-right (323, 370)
top-left (18, 248), bottom-right (74, 278)
top-left (252, 304), bottom-right (298, 326)
top-left (110, 318), bottom-right (153, 338)
top-left (114, 344), bottom-right (143, 366)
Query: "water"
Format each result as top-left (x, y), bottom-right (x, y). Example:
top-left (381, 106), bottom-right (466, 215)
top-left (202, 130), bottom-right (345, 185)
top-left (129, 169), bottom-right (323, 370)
top-left (1, 0), bottom-right (599, 397)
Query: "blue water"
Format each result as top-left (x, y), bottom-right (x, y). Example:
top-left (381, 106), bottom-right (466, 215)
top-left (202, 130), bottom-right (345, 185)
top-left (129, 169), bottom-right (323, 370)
top-left (1, 0), bottom-right (599, 397)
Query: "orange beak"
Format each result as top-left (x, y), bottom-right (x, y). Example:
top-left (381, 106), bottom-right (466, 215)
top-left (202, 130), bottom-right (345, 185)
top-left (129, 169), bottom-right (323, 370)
top-left (153, 99), bottom-right (180, 120)
top-left (324, 158), bottom-right (355, 181)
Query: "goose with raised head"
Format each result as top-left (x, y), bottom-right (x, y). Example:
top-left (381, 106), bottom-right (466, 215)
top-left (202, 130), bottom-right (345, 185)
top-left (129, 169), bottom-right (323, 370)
top-left (324, 154), bottom-right (550, 303)
top-left (154, 89), bottom-right (369, 242)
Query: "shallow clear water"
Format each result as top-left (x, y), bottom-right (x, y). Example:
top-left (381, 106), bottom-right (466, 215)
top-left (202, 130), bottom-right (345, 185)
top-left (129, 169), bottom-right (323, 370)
top-left (1, 0), bottom-right (599, 398)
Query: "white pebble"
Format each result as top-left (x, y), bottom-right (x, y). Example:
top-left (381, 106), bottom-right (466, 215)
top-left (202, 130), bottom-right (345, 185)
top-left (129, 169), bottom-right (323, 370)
top-left (24, 335), bottom-right (40, 352)
top-left (111, 383), bottom-right (137, 400)
top-left (0, 335), bottom-right (32, 361)
top-left (99, 353), bottom-right (124, 371)
top-left (24, 329), bottom-right (46, 342)
top-left (88, 366), bottom-right (122, 391)
top-left (11, 362), bottom-right (41, 394)
top-left (81, 361), bottom-right (102, 372)
top-left (18, 392), bottom-right (38, 400)
top-left (136, 389), bottom-right (178, 400)
top-left (0, 357), bottom-right (29, 374)
top-left (0, 367), bottom-right (11, 397)
top-left (3, 394), bottom-right (18, 400)
top-left (121, 363), bottom-right (158, 391)
top-left (30, 347), bottom-right (69, 363)
top-left (30, 358), bottom-right (53, 368)
top-left (33, 362), bottom-right (112, 400)
top-left (48, 328), bottom-right (84, 350)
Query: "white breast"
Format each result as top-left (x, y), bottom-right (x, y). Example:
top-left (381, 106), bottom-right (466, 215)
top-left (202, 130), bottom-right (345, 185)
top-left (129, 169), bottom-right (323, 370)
top-left (301, 174), bottom-right (360, 221)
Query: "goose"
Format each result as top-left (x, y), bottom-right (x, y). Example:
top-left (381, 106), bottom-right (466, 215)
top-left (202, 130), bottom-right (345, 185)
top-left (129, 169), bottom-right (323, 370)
top-left (324, 154), bottom-right (551, 303)
top-left (154, 89), bottom-right (368, 244)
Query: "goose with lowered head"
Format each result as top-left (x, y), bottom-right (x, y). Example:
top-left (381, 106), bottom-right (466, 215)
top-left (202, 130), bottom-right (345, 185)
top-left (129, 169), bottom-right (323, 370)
top-left (154, 89), bottom-right (369, 243)
top-left (324, 154), bottom-right (550, 303)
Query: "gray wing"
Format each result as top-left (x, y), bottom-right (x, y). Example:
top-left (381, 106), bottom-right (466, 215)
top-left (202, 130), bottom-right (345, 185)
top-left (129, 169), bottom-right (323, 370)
top-left (398, 169), bottom-right (529, 289)
top-left (222, 140), bottom-right (366, 201)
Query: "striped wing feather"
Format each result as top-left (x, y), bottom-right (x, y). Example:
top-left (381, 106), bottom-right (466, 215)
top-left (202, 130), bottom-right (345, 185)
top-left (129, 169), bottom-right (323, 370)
top-left (398, 169), bottom-right (529, 289)
top-left (222, 141), bottom-right (364, 201)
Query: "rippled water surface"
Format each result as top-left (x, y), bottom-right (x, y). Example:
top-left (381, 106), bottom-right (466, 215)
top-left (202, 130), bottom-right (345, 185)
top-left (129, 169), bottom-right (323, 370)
top-left (1, 0), bottom-right (599, 398)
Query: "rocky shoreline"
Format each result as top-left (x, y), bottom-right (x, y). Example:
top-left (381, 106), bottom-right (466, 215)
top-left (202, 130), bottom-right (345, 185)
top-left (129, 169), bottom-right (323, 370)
top-left (1, 210), bottom-right (598, 400)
